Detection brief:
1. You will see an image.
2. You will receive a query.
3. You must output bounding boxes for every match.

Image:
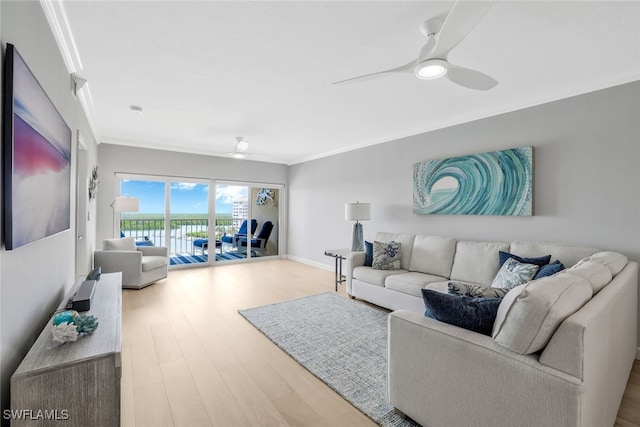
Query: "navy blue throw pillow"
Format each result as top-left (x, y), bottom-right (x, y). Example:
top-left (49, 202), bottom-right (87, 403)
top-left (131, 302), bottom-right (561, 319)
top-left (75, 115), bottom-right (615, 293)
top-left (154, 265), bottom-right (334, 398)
top-left (533, 260), bottom-right (565, 279)
top-left (364, 241), bottom-right (373, 267)
top-left (421, 289), bottom-right (503, 336)
top-left (498, 251), bottom-right (551, 268)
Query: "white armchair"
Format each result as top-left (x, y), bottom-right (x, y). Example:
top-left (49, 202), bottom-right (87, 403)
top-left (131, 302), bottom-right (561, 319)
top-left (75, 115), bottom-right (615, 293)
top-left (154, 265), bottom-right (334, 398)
top-left (94, 237), bottom-right (168, 289)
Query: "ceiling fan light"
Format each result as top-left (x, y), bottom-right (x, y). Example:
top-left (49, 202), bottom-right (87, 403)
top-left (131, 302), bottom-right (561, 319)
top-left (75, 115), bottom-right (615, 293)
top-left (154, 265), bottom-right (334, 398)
top-left (415, 59), bottom-right (448, 80)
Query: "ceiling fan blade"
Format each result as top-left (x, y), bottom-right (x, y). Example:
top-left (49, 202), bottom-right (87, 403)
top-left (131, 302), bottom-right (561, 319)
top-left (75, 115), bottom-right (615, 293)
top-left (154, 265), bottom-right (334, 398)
top-left (418, 37), bottom-right (437, 61)
top-left (332, 59), bottom-right (417, 85)
top-left (429, 1), bottom-right (494, 60)
top-left (445, 64), bottom-right (498, 91)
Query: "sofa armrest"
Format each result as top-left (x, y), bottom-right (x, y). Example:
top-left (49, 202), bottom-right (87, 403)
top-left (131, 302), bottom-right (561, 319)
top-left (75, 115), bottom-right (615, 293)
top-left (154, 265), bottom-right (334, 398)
top-left (388, 310), bottom-right (581, 427)
top-left (344, 251), bottom-right (366, 294)
top-left (137, 246), bottom-right (169, 257)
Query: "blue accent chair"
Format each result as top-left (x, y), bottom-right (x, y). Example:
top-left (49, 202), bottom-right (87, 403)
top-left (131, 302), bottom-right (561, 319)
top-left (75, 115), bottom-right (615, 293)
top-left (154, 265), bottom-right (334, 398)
top-left (221, 219), bottom-right (257, 246)
top-left (238, 221), bottom-right (274, 256)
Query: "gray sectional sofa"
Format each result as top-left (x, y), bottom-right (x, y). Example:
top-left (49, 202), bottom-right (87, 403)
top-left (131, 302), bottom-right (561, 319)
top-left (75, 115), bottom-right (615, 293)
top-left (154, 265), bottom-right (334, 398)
top-left (344, 232), bottom-right (639, 427)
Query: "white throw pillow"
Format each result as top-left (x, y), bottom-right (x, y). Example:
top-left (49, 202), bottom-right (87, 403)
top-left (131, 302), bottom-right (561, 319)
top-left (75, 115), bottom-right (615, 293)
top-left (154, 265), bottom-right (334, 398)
top-left (103, 237), bottom-right (136, 251)
top-left (491, 258), bottom-right (539, 289)
top-left (492, 274), bottom-right (593, 354)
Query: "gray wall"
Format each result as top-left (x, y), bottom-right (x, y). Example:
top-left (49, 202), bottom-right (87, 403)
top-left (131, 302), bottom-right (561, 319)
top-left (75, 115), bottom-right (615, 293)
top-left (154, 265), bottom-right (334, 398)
top-left (288, 81), bottom-right (640, 343)
top-left (96, 144), bottom-right (288, 246)
top-left (0, 1), bottom-right (99, 414)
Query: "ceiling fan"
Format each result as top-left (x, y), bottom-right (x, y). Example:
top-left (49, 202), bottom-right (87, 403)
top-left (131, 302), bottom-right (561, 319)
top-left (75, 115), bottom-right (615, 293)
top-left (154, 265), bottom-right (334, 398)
top-left (227, 136), bottom-right (266, 160)
top-left (333, 1), bottom-right (498, 91)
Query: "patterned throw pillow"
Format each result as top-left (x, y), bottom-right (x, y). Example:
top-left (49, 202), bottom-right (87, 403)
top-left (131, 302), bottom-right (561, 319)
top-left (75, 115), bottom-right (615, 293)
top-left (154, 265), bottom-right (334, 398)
top-left (491, 258), bottom-right (539, 289)
top-left (372, 241), bottom-right (402, 270)
top-left (448, 282), bottom-right (509, 298)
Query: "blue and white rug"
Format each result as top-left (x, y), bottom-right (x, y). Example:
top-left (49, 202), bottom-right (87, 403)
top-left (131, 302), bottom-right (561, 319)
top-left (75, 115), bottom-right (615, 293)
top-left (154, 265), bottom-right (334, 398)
top-left (238, 292), bottom-right (418, 427)
top-left (170, 251), bottom-right (248, 265)
top-left (170, 253), bottom-right (207, 265)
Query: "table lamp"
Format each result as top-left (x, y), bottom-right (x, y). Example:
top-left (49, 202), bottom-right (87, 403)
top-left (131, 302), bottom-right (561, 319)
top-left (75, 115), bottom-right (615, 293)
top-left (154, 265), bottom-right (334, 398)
top-left (345, 202), bottom-right (371, 251)
top-left (111, 196), bottom-right (139, 237)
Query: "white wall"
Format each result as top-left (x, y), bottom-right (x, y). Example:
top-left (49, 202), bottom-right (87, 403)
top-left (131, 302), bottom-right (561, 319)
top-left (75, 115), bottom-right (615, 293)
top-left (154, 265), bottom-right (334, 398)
top-left (0, 1), bottom-right (99, 413)
top-left (288, 81), bottom-right (640, 340)
top-left (96, 144), bottom-right (288, 247)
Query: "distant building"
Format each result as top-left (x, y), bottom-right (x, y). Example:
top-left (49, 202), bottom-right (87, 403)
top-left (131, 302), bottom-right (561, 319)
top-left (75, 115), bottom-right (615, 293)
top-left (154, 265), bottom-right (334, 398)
top-left (232, 201), bottom-right (248, 230)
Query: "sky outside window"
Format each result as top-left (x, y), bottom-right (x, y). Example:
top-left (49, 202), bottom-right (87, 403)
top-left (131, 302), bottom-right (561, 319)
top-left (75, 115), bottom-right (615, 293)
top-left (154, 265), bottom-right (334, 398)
top-left (121, 180), bottom-right (245, 214)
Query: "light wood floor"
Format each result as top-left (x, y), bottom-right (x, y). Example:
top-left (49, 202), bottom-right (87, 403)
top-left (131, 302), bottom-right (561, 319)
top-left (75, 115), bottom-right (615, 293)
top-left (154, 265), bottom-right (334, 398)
top-left (121, 259), bottom-right (640, 427)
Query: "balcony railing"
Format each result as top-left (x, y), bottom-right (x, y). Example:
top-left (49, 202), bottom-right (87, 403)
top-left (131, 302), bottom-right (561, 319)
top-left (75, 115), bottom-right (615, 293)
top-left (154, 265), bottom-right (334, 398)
top-left (120, 217), bottom-right (244, 254)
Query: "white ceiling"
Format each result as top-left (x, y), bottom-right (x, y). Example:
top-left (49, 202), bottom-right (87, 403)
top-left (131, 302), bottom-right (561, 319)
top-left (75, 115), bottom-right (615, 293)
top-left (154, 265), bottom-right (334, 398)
top-left (49, 1), bottom-right (640, 165)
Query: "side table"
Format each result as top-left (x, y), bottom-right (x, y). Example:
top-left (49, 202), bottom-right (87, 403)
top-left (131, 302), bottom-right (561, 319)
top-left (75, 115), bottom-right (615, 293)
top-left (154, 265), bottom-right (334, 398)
top-left (324, 248), bottom-right (354, 291)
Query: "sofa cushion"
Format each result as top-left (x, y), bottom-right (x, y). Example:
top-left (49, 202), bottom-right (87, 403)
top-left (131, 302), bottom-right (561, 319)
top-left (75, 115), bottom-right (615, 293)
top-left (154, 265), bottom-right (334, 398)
top-left (103, 237), bottom-right (136, 251)
top-left (565, 259), bottom-right (612, 293)
top-left (373, 241), bottom-right (402, 270)
top-left (534, 260), bottom-right (565, 279)
top-left (492, 274), bottom-right (593, 354)
top-left (408, 235), bottom-right (457, 277)
top-left (375, 232), bottom-right (415, 270)
top-left (385, 272), bottom-right (449, 297)
top-left (450, 241), bottom-right (510, 286)
top-left (141, 255), bottom-right (168, 272)
top-left (508, 241), bottom-right (598, 270)
top-left (448, 282), bottom-right (509, 298)
top-left (424, 281), bottom-right (450, 294)
top-left (491, 258), bottom-right (539, 289)
top-left (353, 266), bottom-right (407, 287)
top-left (421, 289), bottom-right (503, 336)
top-left (585, 251), bottom-right (628, 276)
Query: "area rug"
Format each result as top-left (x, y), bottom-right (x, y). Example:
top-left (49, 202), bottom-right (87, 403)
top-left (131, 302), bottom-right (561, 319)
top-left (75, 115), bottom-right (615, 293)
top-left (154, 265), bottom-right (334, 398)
top-left (169, 251), bottom-right (248, 265)
top-left (170, 252), bottom-right (207, 265)
top-left (238, 292), bottom-right (418, 427)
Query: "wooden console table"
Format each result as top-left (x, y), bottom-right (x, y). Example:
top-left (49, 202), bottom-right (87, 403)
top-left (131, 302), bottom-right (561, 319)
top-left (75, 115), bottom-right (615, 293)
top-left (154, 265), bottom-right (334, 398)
top-left (10, 272), bottom-right (122, 426)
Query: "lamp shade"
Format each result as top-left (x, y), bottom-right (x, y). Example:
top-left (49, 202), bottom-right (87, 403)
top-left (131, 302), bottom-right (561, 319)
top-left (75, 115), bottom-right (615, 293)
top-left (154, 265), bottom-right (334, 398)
top-left (113, 196), bottom-right (139, 213)
top-left (345, 202), bottom-right (371, 221)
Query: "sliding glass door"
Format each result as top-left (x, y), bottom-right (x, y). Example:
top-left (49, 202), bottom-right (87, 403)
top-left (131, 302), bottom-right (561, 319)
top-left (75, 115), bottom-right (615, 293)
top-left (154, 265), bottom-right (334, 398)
top-left (214, 183), bottom-right (280, 263)
top-left (117, 174), bottom-right (282, 267)
top-left (251, 186), bottom-right (279, 258)
top-left (119, 179), bottom-right (167, 246)
top-left (117, 175), bottom-right (210, 267)
top-left (170, 181), bottom-right (209, 265)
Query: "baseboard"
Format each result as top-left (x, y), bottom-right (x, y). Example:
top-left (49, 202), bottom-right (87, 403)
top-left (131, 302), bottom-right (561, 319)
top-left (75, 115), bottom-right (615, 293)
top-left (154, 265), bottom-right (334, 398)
top-left (637, 347), bottom-right (640, 360)
top-left (285, 255), bottom-right (333, 272)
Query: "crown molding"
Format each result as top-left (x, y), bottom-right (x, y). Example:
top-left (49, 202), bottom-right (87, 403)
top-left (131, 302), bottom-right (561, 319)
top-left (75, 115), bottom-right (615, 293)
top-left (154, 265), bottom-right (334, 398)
top-left (40, 0), bottom-right (99, 140)
top-left (40, 0), bottom-right (82, 72)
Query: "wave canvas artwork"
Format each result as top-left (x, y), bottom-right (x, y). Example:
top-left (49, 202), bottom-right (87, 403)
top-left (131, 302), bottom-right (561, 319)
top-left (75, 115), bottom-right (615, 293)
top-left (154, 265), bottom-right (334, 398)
top-left (413, 147), bottom-right (533, 216)
top-left (5, 45), bottom-right (71, 249)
